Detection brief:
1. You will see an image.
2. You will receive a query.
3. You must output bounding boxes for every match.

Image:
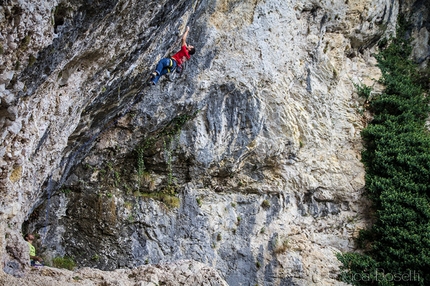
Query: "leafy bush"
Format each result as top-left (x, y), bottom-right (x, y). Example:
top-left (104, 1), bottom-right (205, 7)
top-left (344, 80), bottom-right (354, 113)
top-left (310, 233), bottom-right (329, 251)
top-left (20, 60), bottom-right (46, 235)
top-left (52, 256), bottom-right (76, 270)
top-left (337, 17), bottom-right (430, 286)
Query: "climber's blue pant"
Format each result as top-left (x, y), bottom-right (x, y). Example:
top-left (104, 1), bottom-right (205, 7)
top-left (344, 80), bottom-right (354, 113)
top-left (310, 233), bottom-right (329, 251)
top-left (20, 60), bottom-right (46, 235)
top-left (152, 58), bottom-right (177, 84)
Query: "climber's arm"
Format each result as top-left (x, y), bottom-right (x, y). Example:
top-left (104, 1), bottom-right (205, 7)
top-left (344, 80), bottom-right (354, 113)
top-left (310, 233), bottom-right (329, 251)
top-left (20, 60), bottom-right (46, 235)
top-left (181, 26), bottom-right (190, 47)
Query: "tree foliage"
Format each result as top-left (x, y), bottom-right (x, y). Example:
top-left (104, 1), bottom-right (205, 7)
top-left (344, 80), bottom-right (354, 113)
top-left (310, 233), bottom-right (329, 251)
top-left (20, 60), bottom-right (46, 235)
top-left (337, 17), bottom-right (430, 286)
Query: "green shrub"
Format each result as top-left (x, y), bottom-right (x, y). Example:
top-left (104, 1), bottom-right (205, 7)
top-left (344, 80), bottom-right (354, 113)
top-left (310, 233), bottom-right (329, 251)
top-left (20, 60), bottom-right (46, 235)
top-left (337, 17), bottom-right (430, 286)
top-left (52, 256), bottom-right (76, 270)
top-left (354, 82), bottom-right (373, 100)
top-left (139, 192), bottom-right (180, 209)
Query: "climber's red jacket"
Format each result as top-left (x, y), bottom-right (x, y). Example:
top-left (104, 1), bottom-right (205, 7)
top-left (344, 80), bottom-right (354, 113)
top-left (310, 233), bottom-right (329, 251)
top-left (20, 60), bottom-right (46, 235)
top-left (171, 45), bottom-right (190, 66)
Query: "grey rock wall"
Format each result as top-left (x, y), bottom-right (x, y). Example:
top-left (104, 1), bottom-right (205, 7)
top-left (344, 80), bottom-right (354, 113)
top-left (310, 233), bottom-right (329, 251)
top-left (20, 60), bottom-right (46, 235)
top-left (1, 0), bottom-right (429, 285)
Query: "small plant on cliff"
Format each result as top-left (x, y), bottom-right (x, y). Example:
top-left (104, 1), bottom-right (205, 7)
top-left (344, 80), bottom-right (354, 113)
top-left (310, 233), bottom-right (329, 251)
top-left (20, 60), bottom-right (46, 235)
top-left (14, 61), bottom-right (20, 70)
top-left (273, 237), bottom-right (289, 254)
top-left (139, 192), bottom-right (180, 209)
top-left (127, 214), bottom-right (134, 222)
top-left (136, 147), bottom-right (145, 175)
top-left (52, 256), bottom-right (76, 270)
top-left (28, 54), bottom-right (36, 67)
top-left (261, 199), bottom-right (270, 209)
top-left (135, 140), bottom-right (155, 191)
top-left (354, 82), bottom-right (373, 100)
top-left (60, 188), bottom-right (71, 195)
top-left (20, 35), bottom-right (31, 50)
top-left (124, 201), bottom-right (133, 210)
top-left (256, 260), bottom-right (261, 269)
top-left (160, 194), bottom-right (180, 208)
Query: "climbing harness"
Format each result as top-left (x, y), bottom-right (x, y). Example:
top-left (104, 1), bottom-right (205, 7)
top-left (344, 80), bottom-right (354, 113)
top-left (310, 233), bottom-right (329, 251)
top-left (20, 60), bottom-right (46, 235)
top-left (167, 58), bottom-right (175, 73)
top-left (168, 60), bottom-right (186, 82)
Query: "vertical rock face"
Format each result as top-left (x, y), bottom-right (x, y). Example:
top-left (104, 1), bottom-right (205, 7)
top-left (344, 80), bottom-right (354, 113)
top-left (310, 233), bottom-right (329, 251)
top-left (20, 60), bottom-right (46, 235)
top-left (0, 0), bottom-right (428, 285)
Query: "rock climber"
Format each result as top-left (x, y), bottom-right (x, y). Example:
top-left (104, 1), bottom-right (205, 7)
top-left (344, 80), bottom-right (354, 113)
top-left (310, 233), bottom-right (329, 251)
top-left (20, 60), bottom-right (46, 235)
top-left (149, 26), bottom-right (196, 85)
top-left (24, 233), bottom-right (44, 266)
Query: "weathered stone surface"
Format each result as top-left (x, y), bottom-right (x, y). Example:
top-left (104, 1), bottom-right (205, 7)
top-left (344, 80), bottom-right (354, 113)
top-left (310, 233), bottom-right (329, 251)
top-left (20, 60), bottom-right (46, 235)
top-left (0, 0), bottom-right (428, 285)
top-left (0, 260), bottom-right (228, 286)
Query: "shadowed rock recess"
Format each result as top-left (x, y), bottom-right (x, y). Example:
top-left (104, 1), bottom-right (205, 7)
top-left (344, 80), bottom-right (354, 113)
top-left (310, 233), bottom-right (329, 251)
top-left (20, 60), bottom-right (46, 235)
top-left (0, 0), bottom-right (428, 285)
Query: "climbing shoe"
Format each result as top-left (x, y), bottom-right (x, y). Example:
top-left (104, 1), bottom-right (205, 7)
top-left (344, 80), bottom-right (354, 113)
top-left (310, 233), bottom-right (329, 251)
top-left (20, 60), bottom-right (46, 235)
top-left (150, 72), bottom-right (157, 80)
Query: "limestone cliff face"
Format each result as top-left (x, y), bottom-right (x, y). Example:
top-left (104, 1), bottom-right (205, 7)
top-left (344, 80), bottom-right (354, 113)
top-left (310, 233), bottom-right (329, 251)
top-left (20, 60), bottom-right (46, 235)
top-left (0, 0), bottom-right (428, 285)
